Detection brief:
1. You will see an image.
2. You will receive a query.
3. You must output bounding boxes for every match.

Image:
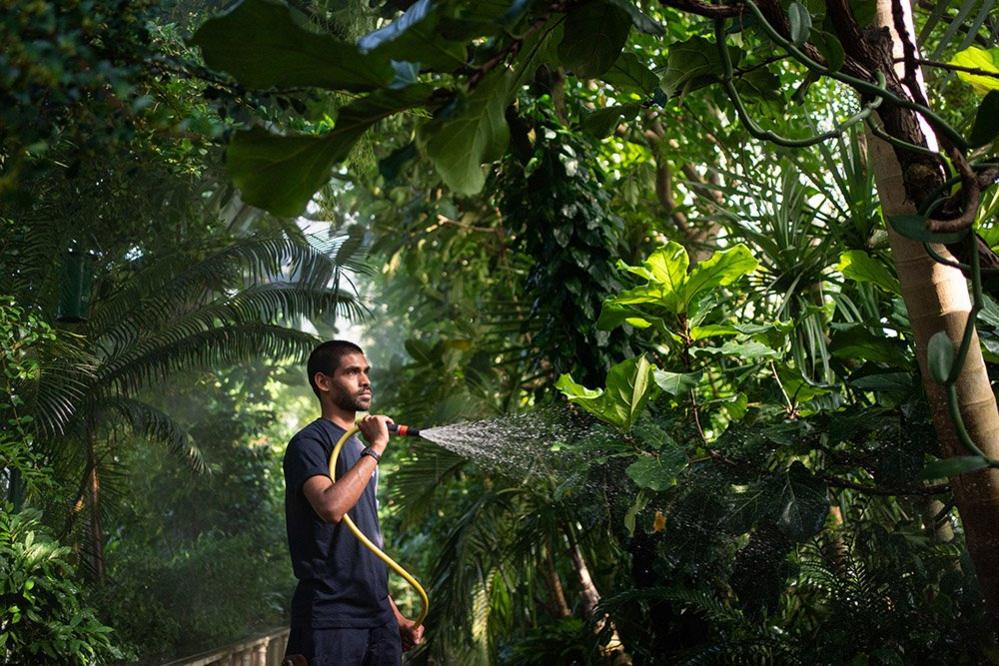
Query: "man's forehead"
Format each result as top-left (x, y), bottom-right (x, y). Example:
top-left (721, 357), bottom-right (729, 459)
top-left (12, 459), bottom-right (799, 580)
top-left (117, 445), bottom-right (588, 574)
top-left (338, 352), bottom-right (370, 370)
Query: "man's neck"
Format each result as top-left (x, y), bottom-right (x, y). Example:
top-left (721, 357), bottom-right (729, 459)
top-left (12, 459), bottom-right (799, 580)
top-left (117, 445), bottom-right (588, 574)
top-left (320, 402), bottom-right (356, 431)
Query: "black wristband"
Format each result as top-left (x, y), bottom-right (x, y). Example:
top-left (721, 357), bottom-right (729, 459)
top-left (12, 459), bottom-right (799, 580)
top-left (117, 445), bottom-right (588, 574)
top-left (360, 446), bottom-right (382, 463)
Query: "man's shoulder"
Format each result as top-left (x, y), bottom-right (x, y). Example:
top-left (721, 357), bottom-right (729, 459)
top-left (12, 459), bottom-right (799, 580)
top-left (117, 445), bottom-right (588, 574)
top-left (285, 420), bottom-right (328, 455)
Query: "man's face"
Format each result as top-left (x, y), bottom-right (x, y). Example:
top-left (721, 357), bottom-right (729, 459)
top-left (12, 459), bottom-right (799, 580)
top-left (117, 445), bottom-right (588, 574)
top-left (322, 352), bottom-right (373, 412)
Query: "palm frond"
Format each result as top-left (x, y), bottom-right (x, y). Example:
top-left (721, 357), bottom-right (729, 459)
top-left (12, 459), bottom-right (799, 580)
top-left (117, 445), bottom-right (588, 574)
top-left (99, 324), bottom-right (319, 397)
top-left (100, 396), bottom-right (207, 472)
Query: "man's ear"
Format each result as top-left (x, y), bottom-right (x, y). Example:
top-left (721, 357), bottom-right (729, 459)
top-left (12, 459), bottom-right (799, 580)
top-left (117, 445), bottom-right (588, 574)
top-left (313, 371), bottom-right (331, 395)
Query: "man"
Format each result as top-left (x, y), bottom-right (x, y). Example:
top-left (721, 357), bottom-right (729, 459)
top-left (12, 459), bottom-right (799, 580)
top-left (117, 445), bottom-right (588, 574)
top-left (283, 340), bottom-right (424, 665)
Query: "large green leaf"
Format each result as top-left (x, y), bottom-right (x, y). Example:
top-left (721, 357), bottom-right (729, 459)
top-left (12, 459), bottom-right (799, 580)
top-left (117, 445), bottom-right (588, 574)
top-left (661, 36), bottom-right (743, 98)
top-left (600, 52), bottom-right (660, 95)
top-left (682, 244), bottom-right (758, 307)
top-left (358, 0), bottom-right (468, 72)
top-left (227, 85), bottom-right (432, 215)
top-left (596, 301), bottom-right (653, 330)
top-left (626, 444), bottom-right (687, 492)
top-left (774, 461), bottom-right (828, 541)
top-left (653, 370), bottom-right (700, 395)
top-left (190, 0), bottom-right (393, 92)
top-left (557, 0), bottom-right (632, 78)
top-left (556, 355), bottom-right (656, 430)
top-left (582, 104), bottom-right (642, 138)
top-left (950, 46), bottom-right (999, 94)
top-left (837, 250), bottom-right (900, 294)
top-left (417, 72), bottom-right (512, 195)
top-left (828, 325), bottom-right (909, 368)
top-left (970, 91), bottom-right (999, 148)
top-left (921, 455), bottom-right (991, 480)
top-left (607, 0), bottom-right (664, 36)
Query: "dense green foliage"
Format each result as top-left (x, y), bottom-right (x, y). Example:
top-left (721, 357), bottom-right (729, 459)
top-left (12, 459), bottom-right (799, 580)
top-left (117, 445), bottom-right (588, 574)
top-left (3, 0), bottom-right (999, 664)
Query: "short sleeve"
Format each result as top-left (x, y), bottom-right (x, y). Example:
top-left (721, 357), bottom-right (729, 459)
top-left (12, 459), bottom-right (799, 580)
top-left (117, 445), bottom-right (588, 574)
top-left (284, 434), bottom-right (331, 494)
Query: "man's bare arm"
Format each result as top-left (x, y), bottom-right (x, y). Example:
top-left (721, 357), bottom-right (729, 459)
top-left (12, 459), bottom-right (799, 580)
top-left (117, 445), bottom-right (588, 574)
top-left (302, 415), bottom-right (390, 523)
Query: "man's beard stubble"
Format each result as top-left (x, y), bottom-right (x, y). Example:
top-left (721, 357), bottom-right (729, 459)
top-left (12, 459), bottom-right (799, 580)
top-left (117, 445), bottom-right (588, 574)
top-left (330, 388), bottom-right (371, 413)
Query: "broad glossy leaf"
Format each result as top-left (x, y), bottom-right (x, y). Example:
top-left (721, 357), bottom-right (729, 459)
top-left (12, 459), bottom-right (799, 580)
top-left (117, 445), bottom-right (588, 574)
top-left (607, 0), bottom-right (664, 36)
top-left (695, 339), bottom-right (780, 361)
top-left (557, 356), bottom-right (656, 430)
top-left (227, 85), bottom-right (432, 215)
top-left (417, 72), bottom-right (512, 195)
top-left (810, 29), bottom-right (845, 72)
top-left (191, 0), bottom-right (393, 91)
top-left (970, 91), bottom-right (999, 147)
top-left (605, 355), bottom-right (655, 430)
top-left (921, 455), bottom-right (991, 480)
top-left (683, 244), bottom-right (758, 307)
top-left (626, 446), bottom-right (687, 491)
top-left (734, 68), bottom-right (783, 107)
top-left (652, 370), bottom-right (700, 395)
top-left (788, 2), bottom-right (811, 46)
top-left (828, 325), bottom-right (909, 367)
top-left (582, 104), bottom-right (641, 138)
top-left (775, 461), bottom-right (828, 541)
top-left (358, 0), bottom-right (467, 72)
top-left (927, 331), bottom-right (955, 384)
top-left (645, 242), bottom-right (690, 296)
top-left (600, 52), bottom-right (660, 95)
top-left (950, 46), bottom-right (999, 94)
top-left (848, 371), bottom-right (912, 394)
top-left (661, 36), bottom-right (743, 98)
top-left (888, 214), bottom-right (969, 244)
top-left (596, 301), bottom-right (653, 330)
top-left (557, 0), bottom-right (632, 78)
top-left (838, 250), bottom-right (900, 294)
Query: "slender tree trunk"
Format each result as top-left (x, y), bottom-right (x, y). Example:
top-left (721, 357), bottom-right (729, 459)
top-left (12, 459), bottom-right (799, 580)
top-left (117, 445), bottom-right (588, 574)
top-left (85, 424), bottom-right (105, 582)
top-left (871, 0), bottom-right (999, 623)
top-left (544, 535), bottom-right (572, 618)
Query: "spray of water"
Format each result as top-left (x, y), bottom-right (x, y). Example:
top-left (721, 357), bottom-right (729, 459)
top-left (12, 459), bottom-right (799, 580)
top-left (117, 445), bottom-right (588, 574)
top-left (415, 406), bottom-right (601, 484)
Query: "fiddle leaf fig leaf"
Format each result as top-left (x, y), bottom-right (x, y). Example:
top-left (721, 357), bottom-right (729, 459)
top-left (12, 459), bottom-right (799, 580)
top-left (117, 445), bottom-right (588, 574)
top-left (191, 0), bottom-right (393, 91)
top-left (226, 85), bottom-right (432, 216)
top-left (950, 46), bottom-right (999, 94)
top-left (417, 72), bottom-right (512, 195)
top-left (626, 444), bottom-right (687, 492)
top-left (582, 104), bottom-right (641, 138)
top-left (600, 52), bottom-right (660, 95)
top-left (358, 0), bottom-right (468, 72)
top-left (556, 355), bottom-right (656, 430)
top-left (775, 461), bottom-right (828, 541)
top-left (661, 36), bottom-right (743, 98)
top-left (557, 0), bottom-right (632, 78)
top-left (653, 370), bottom-right (700, 396)
top-left (838, 250), bottom-right (900, 294)
top-left (683, 244), bottom-right (758, 307)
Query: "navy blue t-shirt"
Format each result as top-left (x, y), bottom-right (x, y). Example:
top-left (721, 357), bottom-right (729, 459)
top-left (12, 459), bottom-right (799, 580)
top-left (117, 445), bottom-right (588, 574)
top-left (283, 418), bottom-right (393, 628)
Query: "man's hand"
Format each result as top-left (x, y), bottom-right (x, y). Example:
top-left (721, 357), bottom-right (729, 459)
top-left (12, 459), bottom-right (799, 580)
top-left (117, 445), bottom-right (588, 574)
top-left (398, 617), bottom-right (425, 652)
top-left (357, 414), bottom-right (392, 454)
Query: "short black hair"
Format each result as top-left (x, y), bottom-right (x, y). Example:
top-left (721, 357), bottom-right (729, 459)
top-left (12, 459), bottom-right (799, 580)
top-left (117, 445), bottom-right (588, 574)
top-left (307, 340), bottom-right (364, 398)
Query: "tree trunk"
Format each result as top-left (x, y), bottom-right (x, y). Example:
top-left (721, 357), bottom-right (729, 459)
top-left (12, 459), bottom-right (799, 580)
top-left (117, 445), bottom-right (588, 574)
top-left (871, 0), bottom-right (999, 624)
top-left (86, 425), bottom-right (105, 582)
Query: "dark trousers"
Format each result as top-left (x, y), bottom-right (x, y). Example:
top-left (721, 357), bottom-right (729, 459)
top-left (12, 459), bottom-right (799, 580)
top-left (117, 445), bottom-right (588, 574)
top-left (285, 620), bottom-right (402, 666)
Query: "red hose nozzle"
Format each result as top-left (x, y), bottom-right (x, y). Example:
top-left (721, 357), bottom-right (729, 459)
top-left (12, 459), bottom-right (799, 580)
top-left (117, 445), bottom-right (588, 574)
top-left (387, 423), bottom-right (421, 437)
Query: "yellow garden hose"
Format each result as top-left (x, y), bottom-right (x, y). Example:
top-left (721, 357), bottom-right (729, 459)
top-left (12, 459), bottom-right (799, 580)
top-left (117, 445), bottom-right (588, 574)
top-left (329, 426), bottom-right (429, 628)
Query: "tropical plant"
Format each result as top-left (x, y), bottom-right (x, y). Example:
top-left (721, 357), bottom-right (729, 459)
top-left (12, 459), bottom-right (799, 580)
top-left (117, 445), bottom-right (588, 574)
top-left (0, 504), bottom-right (126, 664)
